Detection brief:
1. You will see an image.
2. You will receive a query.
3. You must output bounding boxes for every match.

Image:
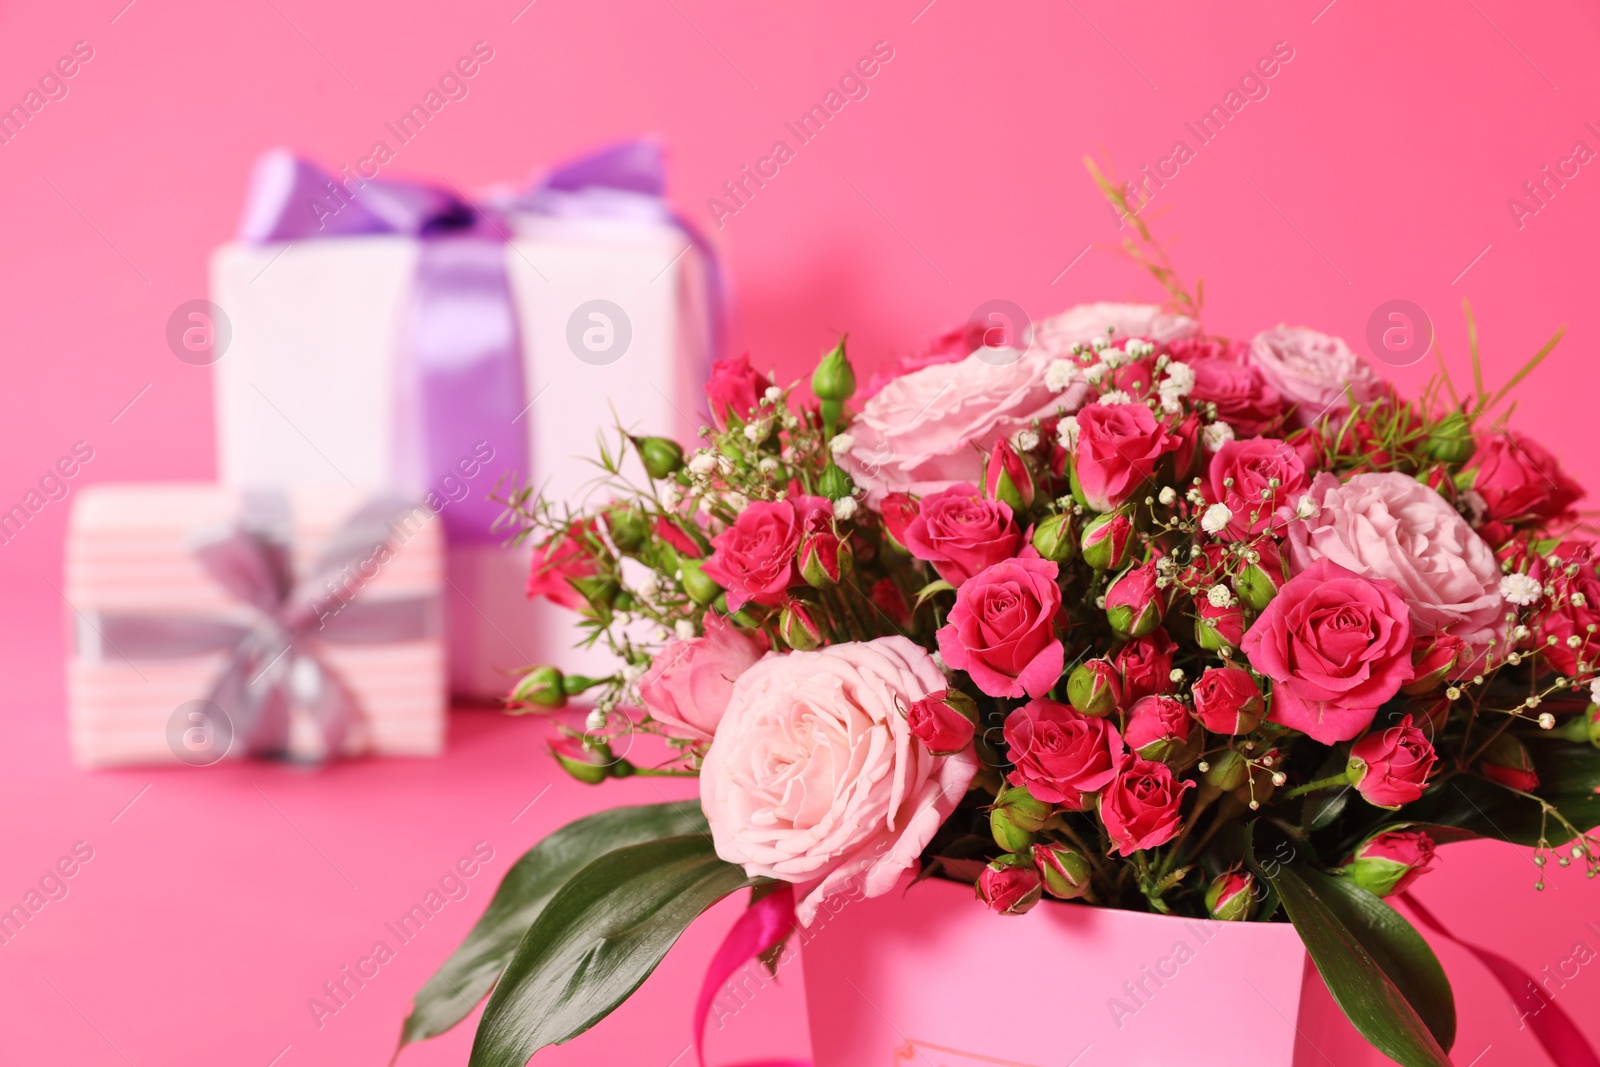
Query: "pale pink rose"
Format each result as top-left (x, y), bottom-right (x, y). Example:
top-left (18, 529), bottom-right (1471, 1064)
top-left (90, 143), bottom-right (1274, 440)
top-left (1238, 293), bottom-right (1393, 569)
top-left (1032, 302), bottom-right (1198, 354)
top-left (700, 637), bottom-right (978, 924)
top-left (1288, 472), bottom-right (1504, 653)
top-left (843, 349), bottom-right (1084, 506)
top-left (1247, 325), bottom-right (1384, 427)
top-left (636, 612), bottom-right (765, 743)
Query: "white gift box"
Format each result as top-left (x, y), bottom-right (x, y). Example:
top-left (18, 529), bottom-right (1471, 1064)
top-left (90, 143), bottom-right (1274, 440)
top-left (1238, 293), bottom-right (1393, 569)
top-left (212, 173), bottom-right (713, 700)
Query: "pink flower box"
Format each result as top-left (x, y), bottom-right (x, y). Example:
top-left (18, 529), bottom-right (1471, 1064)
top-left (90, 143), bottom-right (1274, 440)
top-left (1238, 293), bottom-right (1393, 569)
top-left (801, 875), bottom-right (1308, 1067)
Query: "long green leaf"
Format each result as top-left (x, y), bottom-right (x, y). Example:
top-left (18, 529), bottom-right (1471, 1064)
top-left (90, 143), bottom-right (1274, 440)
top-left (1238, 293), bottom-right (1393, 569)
top-left (398, 802), bottom-right (708, 1052)
top-left (1402, 741), bottom-right (1600, 846)
top-left (1250, 829), bottom-right (1453, 1067)
top-left (469, 835), bottom-right (752, 1067)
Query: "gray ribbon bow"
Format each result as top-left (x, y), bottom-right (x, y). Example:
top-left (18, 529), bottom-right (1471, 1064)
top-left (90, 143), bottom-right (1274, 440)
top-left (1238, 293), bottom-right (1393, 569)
top-left (81, 491), bottom-right (438, 762)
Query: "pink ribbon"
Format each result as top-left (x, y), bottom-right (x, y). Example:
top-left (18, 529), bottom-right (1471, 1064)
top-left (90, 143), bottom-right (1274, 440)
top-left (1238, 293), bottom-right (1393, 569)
top-left (694, 883), bottom-right (811, 1067)
top-left (1399, 893), bottom-right (1600, 1067)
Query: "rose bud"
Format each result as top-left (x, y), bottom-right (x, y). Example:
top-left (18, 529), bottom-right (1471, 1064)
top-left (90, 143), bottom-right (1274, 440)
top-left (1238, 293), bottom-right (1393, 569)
top-left (1347, 715), bottom-right (1438, 809)
top-left (1402, 633), bottom-right (1464, 696)
top-left (1205, 869), bottom-right (1257, 921)
top-left (510, 665), bottom-right (567, 709)
top-left (1203, 748), bottom-right (1249, 791)
top-left (1124, 695), bottom-right (1191, 761)
top-left (983, 436), bottom-right (1035, 510)
top-left (1421, 410), bottom-right (1475, 465)
top-left (1080, 511), bottom-right (1134, 571)
top-left (811, 337), bottom-right (857, 401)
top-left (1191, 666), bottom-right (1264, 735)
top-left (799, 530), bottom-right (853, 588)
top-left (1479, 734), bottom-right (1539, 792)
top-left (977, 855), bottom-right (1043, 915)
top-left (879, 493), bottom-right (919, 554)
top-left (778, 601), bottom-right (825, 651)
top-left (1338, 829), bottom-right (1438, 897)
top-left (1067, 658), bottom-right (1122, 718)
top-left (550, 735), bottom-right (617, 785)
top-left (1032, 842), bottom-right (1093, 900)
top-left (606, 506), bottom-right (651, 552)
top-left (1194, 597), bottom-right (1246, 652)
top-left (1232, 543), bottom-right (1287, 611)
top-left (678, 559), bottom-right (722, 606)
top-left (817, 462), bottom-right (856, 502)
top-left (1031, 512), bottom-right (1077, 563)
top-left (1105, 562), bottom-right (1166, 638)
top-left (631, 435), bottom-right (685, 480)
top-left (869, 577), bottom-right (914, 630)
top-left (990, 785), bottom-right (1053, 853)
top-left (907, 690), bottom-right (979, 756)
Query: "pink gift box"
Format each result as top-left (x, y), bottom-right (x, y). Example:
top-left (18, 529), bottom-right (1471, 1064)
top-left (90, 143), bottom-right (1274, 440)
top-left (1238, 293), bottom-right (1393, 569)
top-left (64, 484), bottom-right (447, 767)
top-left (801, 875), bottom-right (1307, 1067)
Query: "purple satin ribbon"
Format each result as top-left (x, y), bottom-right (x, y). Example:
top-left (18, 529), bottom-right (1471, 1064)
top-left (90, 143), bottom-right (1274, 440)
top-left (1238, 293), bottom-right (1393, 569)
top-left (237, 140), bottom-right (722, 543)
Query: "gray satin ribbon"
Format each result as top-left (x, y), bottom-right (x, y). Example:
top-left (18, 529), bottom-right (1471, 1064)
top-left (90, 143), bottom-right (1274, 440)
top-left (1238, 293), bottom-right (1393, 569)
top-left (80, 491), bottom-right (438, 761)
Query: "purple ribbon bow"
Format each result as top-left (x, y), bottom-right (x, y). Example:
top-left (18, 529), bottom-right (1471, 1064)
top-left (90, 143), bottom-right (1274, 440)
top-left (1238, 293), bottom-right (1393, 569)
top-left (237, 140), bottom-right (722, 543)
top-left (80, 492), bottom-right (438, 762)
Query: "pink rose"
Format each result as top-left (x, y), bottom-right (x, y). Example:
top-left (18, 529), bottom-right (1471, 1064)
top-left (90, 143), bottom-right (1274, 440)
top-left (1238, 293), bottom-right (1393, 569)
top-left (906, 690), bottom-right (978, 756)
top-left (1529, 542), bottom-right (1600, 675)
top-left (1186, 356), bottom-right (1285, 438)
top-left (1465, 431), bottom-right (1584, 541)
top-left (1033, 302), bottom-right (1198, 353)
top-left (526, 520), bottom-right (601, 611)
top-left (1003, 698), bottom-right (1122, 807)
top-left (705, 353), bottom-right (772, 427)
top-left (700, 637), bottom-right (978, 924)
top-left (1072, 402), bottom-right (1180, 512)
top-left (1100, 756), bottom-right (1192, 856)
top-left (1115, 630), bottom-right (1177, 702)
top-left (1242, 559), bottom-right (1416, 743)
top-left (901, 484), bottom-right (1021, 586)
top-left (842, 349), bottom-right (1082, 506)
top-left (636, 612), bottom-right (765, 743)
top-left (1191, 666), bottom-right (1265, 735)
top-left (1204, 437), bottom-right (1309, 541)
top-left (984, 436), bottom-right (1036, 508)
top-left (936, 557), bottom-right (1065, 698)
top-left (977, 859), bottom-right (1043, 915)
top-left (1340, 830), bottom-right (1437, 897)
top-left (1124, 695), bottom-right (1191, 758)
top-left (1247, 325), bottom-right (1384, 427)
top-left (1347, 715), bottom-right (1437, 808)
top-left (702, 496), bottom-right (830, 611)
top-left (1288, 472), bottom-right (1504, 653)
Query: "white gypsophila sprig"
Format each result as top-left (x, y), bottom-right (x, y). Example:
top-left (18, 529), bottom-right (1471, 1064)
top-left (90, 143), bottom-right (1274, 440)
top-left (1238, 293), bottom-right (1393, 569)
top-left (833, 496), bottom-right (859, 521)
top-left (1295, 494), bottom-right (1317, 520)
top-left (1501, 573), bottom-right (1542, 607)
top-left (1012, 428), bottom-right (1040, 452)
top-left (1082, 363), bottom-right (1109, 385)
top-left (1207, 584), bottom-right (1235, 608)
top-left (1202, 422), bottom-right (1236, 452)
top-left (828, 432), bottom-right (856, 459)
top-left (1100, 390), bottom-right (1133, 406)
top-left (688, 451), bottom-right (717, 476)
top-left (1161, 360), bottom-right (1195, 397)
top-left (674, 619), bottom-right (697, 641)
top-left (1057, 415), bottom-right (1080, 451)
top-left (1045, 360), bottom-right (1078, 392)
top-left (1159, 486), bottom-right (1178, 507)
top-left (1201, 502), bottom-right (1233, 535)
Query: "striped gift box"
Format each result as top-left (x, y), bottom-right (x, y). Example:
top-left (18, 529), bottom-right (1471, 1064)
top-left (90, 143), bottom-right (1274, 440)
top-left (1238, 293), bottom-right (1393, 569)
top-left (64, 484), bottom-right (447, 768)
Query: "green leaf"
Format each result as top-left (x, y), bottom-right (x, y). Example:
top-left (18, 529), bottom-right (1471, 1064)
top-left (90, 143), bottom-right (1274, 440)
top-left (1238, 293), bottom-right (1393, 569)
top-left (914, 579), bottom-right (955, 608)
top-left (398, 802), bottom-right (708, 1052)
top-left (1402, 741), bottom-right (1600, 847)
top-left (1250, 828), bottom-right (1454, 1067)
top-left (469, 835), bottom-right (752, 1067)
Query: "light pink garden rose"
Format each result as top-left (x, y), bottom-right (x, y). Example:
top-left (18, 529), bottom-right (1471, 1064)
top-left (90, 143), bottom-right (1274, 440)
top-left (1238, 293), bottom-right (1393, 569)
top-left (636, 612), bottom-right (765, 744)
top-left (700, 637), bottom-right (979, 924)
top-left (1247, 325), bottom-right (1384, 427)
top-left (842, 349), bottom-right (1084, 506)
top-left (1032, 302), bottom-right (1198, 353)
top-left (1288, 472), bottom-right (1504, 654)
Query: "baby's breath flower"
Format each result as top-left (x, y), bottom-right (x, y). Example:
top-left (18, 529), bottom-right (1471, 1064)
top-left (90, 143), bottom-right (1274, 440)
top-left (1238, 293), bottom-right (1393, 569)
top-left (828, 432), bottom-right (856, 458)
top-left (1012, 428), bottom-right (1040, 452)
top-left (1100, 390), bottom-right (1133, 406)
top-left (1082, 363), bottom-right (1109, 385)
top-left (1057, 415), bottom-right (1081, 451)
top-left (1161, 360), bottom-right (1195, 397)
top-left (674, 619), bottom-right (697, 641)
top-left (1159, 486), bottom-right (1178, 507)
top-left (1045, 360), bottom-right (1078, 392)
top-left (688, 451), bottom-right (717, 476)
top-left (758, 456), bottom-right (780, 474)
top-left (1099, 346), bottom-right (1130, 368)
top-left (1201, 421), bottom-right (1236, 452)
top-left (833, 496), bottom-right (859, 521)
top-left (1201, 502), bottom-right (1233, 535)
top-left (1206, 584), bottom-right (1234, 608)
top-left (763, 385), bottom-right (783, 403)
top-left (1295, 494), bottom-right (1317, 520)
top-left (1501, 573), bottom-right (1542, 607)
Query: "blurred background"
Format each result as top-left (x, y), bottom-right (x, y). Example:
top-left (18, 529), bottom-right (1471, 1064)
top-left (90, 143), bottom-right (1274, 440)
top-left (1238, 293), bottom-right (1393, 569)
top-left (3, 0), bottom-right (1599, 1064)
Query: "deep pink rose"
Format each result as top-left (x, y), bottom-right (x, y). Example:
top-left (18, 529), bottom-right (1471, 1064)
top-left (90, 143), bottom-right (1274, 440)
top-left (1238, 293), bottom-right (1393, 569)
top-left (1100, 756), bottom-right (1192, 856)
top-left (1466, 431), bottom-right (1584, 541)
top-left (1347, 715), bottom-right (1437, 808)
top-left (1115, 630), bottom-right (1177, 702)
top-left (637, 612), bottom-right (765, 743)
top-left (705, 353), bottom-right (772, 427)
top-left (1342, 830), bottom-right (1438, 897)
top-left (1289, 472), bottom-right (1504, 653)
top-left (842, 349), bottom-right (1082, 505)
top-left (526, 520), bottom-right (601, 611)
top-left (977, 860), bottom-right (1042, 915)
top-left (700, 637), bottom-right (979, 924)
top-left (1124, 695), bottom-right (1191, 757)
top-left (1529, 542), bottom-right (1600, 674)
top-left (906, 690), bottom-right (978, 756)
top-left (936, 557), bottom-right (1065, 699)
top-left (1247, 325), bottom-right (1384, 427)
top-left (1191, 666), bottom-right (1265, 735)
top-left (1072, 402), bottom-right (1180, 512)
top-left (1187, 356), bottom-right (1285, 438)
top-left (1195, 598), bottom-right (1246, 650)
top-left (1204, 437), bottom-right (1309, 541)
top-left (1002, 698), bottom-right (1122, 807)
top-left (703, 496), bottom-right (830, 611)
top-left (901, 484), bottom-right (1021, 586)
top-left (1242, 559), bottom-right (1416, 743)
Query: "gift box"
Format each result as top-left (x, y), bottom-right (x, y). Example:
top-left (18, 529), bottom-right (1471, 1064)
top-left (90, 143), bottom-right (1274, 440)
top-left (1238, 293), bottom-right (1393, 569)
top-left (64, 484), bottom-right (446, 768)
top-left (211, 141), bottom-right (719, 699)
top-left (801, 875), bottom-right (1308, 1067)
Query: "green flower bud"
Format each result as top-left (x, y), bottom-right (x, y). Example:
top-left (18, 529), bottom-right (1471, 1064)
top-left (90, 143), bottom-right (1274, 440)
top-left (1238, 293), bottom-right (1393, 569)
top-left (1031, 512), bottom-right (1077, 563)
top-left (1233, 560), bottom-right (1279, 611)
top-left (1080, 512), bottom-right (1133, 571)
top-left (817, 462), bottom-right (855, 502)
top-left (1032, 842), bottom-right (1093, 899)
top-left (551, 738), bottom-right (612, 784)
top-left (1067, 659), bottom-right (1122, 718)
top-left (606, 507), bottom-right (650, 552)
top-left (1420, 411), bottom-right (1475, 466)
top-left (1205, 870), bottom-right (1257, 921)
top-left (811, 338), bottom-right (857, 402)
top-left (778, 602), bottom-right (825, 651)
top-left (569, 575), bottom-right (621, 614)
top-left (678, 560), bottom-right (722, 606)
top-left (510, 665), bottom-right (566, 709)
top-left (631, 435), bottom-right (685, 480)
top-left (1203, 748), bottom-right (1249, 791)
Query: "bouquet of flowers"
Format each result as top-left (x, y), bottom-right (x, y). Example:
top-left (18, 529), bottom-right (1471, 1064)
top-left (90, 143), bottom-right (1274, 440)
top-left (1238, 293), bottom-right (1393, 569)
top-left (397, 211), bottom-right (1599, 1067)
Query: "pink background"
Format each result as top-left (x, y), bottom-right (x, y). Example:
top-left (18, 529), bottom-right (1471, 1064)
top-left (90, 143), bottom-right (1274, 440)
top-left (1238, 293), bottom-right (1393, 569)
top-left (2, 0), bottom-right (1599, 1064)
